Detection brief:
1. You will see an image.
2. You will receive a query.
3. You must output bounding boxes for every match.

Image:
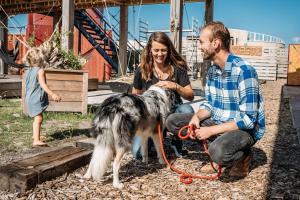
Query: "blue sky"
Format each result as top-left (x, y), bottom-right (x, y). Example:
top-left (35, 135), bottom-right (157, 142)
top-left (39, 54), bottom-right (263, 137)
top-left (8, 0), bottom-right (300, 45)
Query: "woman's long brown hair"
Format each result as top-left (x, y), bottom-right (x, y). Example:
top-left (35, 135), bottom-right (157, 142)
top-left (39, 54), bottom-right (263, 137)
top-left (140, 32), bottom-right (187, 80)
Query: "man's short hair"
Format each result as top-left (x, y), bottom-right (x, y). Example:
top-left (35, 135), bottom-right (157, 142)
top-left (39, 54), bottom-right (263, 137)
top-left (202, 21), bottom-right (231, 51)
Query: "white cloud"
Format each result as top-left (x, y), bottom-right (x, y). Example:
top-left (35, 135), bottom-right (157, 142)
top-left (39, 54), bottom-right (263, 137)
top-left (292, 37), bottom-right (300, 43)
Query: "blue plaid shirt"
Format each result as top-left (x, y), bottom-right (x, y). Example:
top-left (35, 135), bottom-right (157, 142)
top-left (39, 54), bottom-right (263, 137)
top-left (199, 54), bottom-right (265, 140)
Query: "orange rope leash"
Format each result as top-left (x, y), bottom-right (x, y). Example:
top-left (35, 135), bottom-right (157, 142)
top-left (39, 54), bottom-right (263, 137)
top-left (158, 124), bottom-right (222, 184)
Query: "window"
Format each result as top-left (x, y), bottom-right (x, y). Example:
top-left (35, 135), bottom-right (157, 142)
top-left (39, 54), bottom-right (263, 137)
top-left (255, 33), bottom-right (262, 41)
top-left (248, 32), bottom-right (255, 41)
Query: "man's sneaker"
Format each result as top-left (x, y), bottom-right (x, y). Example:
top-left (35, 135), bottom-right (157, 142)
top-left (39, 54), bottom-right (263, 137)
top-left (229, 152), bottom-right (252, 177)
top-left (170, 139), bottom-right (188, 157)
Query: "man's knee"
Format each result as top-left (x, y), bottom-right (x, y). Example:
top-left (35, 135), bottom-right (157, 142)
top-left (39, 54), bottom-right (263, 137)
top-left (165, 113), bottom-right (194, 134)
top-left (208, 141), bottom-right (230, 166)
top-left (175, 104), bottom-right (194, 114)
top-left (165, 114), bottom-right (177, 133)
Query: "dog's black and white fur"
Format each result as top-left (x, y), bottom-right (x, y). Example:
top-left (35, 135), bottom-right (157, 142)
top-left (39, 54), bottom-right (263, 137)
top-left (84, 85), bottom-right (176, 188)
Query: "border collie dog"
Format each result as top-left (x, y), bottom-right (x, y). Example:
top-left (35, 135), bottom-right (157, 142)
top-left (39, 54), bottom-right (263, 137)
top-left (84, 85), bottom-right (176, 188)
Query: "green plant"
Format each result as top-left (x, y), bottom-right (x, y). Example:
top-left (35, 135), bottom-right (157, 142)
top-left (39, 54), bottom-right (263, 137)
top-left (27, 34), bottom-right (36, 47)
top-left (52, 30), bottom-right (86, 70)
top-left (60, 49), bottom-right (83, 70)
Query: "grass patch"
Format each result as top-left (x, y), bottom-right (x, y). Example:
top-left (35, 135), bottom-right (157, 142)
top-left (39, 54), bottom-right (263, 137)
top-left (0, 98), bottom-right (93, 153)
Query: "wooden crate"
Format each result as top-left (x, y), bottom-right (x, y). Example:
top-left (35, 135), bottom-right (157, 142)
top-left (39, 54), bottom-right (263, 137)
top-left (22, 69), bottom-right (88, 114)
top-left (288, 44), bottom-right (300, 85)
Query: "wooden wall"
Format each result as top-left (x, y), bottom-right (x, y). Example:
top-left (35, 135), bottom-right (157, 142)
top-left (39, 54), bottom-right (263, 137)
top-left (231, 46), bottom-right (288, 81)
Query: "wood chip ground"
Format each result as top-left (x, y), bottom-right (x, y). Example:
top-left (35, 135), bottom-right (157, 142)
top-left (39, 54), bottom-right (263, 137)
top-left (1, 79), bottom-right (300, 200)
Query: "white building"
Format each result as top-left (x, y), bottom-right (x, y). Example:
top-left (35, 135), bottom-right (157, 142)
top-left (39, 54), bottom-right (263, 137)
top-left (182, 28), bottom-right (288, 80)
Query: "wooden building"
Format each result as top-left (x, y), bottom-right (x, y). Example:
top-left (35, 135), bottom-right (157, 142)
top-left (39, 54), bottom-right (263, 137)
top-left (0, 0), bottom-right (214, 81)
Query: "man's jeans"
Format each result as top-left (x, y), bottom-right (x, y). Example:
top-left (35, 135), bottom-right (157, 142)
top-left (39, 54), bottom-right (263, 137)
top-left (132, 104), bottom-right (194, 158)
top-left (165, 113), bottom-right (255, 167)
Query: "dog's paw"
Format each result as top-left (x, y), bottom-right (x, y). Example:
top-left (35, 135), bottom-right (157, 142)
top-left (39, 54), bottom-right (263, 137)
top-left (113, 182), bottom-right (124, 189)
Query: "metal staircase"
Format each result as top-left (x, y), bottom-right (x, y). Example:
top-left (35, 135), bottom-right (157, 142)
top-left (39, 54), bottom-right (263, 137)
top-left (93, 8), bottom-right (145, 70)
top-left (74, 10), bottom-right (118, 72)
top-left (74, 8), bottom-right (145, 74)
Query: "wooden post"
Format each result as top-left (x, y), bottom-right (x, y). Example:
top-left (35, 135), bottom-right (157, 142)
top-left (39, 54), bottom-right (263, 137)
top-left (170, 0), bottom-right (183, 54)
top-left (0, 12), bottom-right (8, 75)
top-left (119, 5), bottom-right (128, 76)
top-left (61, 0), bottom-right (74, 52)
top-left (201, 0), bottom-right (214, 87)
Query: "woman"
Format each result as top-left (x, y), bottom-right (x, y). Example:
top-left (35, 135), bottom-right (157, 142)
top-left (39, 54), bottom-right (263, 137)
top-left (132, 32), bottom-right (194, 157)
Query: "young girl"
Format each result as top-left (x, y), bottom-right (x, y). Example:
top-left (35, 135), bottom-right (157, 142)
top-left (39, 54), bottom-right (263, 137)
top-left (24, 48), bottom-right (61, 147)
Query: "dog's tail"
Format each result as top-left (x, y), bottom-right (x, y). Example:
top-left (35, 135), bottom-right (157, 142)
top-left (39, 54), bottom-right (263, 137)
top-left (85, 120), bottom-right (114, 181)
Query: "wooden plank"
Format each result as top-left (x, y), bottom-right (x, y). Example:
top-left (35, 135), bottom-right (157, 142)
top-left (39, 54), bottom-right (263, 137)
top-left (231, 46), bottom-right (262, 56)
top-left (288, 44), bottom-right (300, 85)
top-left (46, 101), bottom-right (83, 112)
top-left (48, 91), bottom-right (82, 102)
top-left (47, 80), bottom-right (84, 92)
top-left (46, 73), bottom-right (83, 81)
top-left (118, 4), bottom-right (128, 76)
top-left (0, 146), bottom-right (92, 193)
top-left (0, 164), bottom-right (38, 193)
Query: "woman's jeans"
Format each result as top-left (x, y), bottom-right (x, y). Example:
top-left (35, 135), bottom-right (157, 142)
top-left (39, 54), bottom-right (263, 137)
top-left (165, 113), bottom-right (255, 167)
top-left (132, 104), bottom-right (194, 158)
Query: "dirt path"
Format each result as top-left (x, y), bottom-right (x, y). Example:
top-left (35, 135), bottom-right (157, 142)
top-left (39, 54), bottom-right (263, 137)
top-left (1, 79), bottom-right (299, 200)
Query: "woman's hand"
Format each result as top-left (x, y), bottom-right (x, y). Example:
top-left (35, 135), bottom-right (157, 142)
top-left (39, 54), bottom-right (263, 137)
top-left (155, 81), bottom-right (177, 90)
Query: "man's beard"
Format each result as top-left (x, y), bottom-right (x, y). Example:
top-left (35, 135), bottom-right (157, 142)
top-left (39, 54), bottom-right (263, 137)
top-left (203, 50), bottom-right (215, 60)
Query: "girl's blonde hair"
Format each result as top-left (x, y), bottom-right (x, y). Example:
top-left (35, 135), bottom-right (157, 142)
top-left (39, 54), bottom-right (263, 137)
top-left (140, 32), bottom-right (187, 81)
top-left (25, 48), bottom-right (44, 67)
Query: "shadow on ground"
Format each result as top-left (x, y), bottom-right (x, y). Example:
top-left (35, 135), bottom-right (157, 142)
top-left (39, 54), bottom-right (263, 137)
top-left (48, 128), bottom-right (90, 141)
top-left (266, 89), bottom-right (300, 199)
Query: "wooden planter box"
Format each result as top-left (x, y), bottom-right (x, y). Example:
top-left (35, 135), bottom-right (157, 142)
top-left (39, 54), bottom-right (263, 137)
top-left (22, 69), bottom-right (88, 115)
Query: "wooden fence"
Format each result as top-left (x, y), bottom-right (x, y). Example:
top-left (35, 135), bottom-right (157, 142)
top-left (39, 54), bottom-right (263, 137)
top-left (232, 46), bottom-right (288, 81)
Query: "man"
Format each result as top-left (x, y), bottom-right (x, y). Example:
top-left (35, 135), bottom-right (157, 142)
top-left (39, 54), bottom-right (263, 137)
top-left (165, 21), bottom-right (265, 177)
